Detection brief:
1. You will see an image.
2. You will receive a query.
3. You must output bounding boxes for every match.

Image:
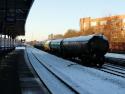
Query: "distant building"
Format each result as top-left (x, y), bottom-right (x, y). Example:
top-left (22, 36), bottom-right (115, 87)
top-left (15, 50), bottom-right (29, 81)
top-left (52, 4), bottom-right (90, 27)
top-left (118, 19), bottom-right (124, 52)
top-left (80, 14), bottom-right (125, 51)
top-left (48, 34), bottom-right (54, 40)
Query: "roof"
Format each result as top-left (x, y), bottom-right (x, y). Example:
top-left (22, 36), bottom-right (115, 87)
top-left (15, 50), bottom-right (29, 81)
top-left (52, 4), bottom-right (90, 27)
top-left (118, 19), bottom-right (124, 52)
top-left (80, 14), bottom-right (125, 22)
top-left (0, 0), bottom-right (34, 38)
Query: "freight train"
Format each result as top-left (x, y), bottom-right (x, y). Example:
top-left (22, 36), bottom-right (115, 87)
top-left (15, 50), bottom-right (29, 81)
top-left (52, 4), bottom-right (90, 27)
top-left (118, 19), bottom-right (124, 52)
top-left (36, 34), bottom-right (109, 67)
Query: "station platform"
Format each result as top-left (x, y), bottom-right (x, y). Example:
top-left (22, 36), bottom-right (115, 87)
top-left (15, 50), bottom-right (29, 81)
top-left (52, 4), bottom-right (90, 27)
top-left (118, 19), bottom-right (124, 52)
top-left (0, 47), bottom-right (49, 94)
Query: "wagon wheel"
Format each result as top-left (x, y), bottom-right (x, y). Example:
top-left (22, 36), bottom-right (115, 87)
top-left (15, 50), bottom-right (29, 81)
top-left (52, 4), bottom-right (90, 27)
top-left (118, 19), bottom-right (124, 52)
top-left (96, 56), bottom-right (105, 67)
top-left (81, 57), bottom-right (91, 66)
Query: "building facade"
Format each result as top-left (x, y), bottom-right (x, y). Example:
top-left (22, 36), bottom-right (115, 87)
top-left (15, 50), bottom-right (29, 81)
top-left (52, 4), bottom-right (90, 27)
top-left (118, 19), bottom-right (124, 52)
top-left (80, 14), bottom-right (125, 51)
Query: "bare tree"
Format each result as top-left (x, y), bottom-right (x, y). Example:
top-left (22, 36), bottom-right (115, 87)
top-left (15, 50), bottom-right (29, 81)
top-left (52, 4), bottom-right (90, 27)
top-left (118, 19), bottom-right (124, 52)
top-left (63, 29), bottom-right (80, 38)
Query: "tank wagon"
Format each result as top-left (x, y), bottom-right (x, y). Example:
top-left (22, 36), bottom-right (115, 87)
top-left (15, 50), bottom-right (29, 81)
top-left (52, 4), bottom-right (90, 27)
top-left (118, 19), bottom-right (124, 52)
top-left (42, 34), bottom-right (109, 67)
top-left (43, 40), bottom-right (51, 51)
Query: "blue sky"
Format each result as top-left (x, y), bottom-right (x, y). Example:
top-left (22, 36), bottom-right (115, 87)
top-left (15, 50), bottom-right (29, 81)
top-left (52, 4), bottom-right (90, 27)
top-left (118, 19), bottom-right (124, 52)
top-left (24, 0), bottom-right (125, 41)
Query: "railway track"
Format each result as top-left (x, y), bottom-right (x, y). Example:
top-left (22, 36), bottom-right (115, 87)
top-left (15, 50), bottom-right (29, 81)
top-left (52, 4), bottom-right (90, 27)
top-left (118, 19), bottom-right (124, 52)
top-left (25, 48), bottom-right (82, 94)
top-left (100, 63), bottom-right (125, 78)
top-left (106, 57), bottom-right (125, 66)
top-left (70, 56), bottom-right (125, 78)
top-left (68, 57), bottom-right (125, 78)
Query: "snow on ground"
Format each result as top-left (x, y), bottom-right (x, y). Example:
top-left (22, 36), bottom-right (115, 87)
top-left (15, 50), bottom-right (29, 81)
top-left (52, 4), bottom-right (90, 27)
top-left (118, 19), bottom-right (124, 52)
top-left (27, 47), bottom-right (125, 94)
top-left (16, 46), bottom-right (25, 50)
top-left (26, 49), bottom-right (75, 94)
top-left (105, 53), bottom-right (125, 59)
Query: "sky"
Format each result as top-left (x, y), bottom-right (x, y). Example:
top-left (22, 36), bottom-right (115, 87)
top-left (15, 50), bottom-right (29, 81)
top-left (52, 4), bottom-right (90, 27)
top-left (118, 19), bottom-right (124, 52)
top-left (23, 0), bottom-right (125, 41)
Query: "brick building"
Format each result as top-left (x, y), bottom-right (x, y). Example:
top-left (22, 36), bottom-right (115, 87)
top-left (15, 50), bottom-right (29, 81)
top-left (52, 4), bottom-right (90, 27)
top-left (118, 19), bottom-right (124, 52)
top-left (80, 14), bottom-right (125, 51)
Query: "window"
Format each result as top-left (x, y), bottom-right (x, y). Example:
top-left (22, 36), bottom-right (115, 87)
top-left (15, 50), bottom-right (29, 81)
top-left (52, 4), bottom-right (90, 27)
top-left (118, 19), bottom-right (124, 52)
top-left (84, 23), bottom-right (87, 28)
top-left (91, 22), bottom-right (96, 26)
top-left (100, 21), bottom-right (107, 25)
top-left (123, 26), bottom-right (125, 30)
top-left (123, 19), bottom-right (125, 23)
